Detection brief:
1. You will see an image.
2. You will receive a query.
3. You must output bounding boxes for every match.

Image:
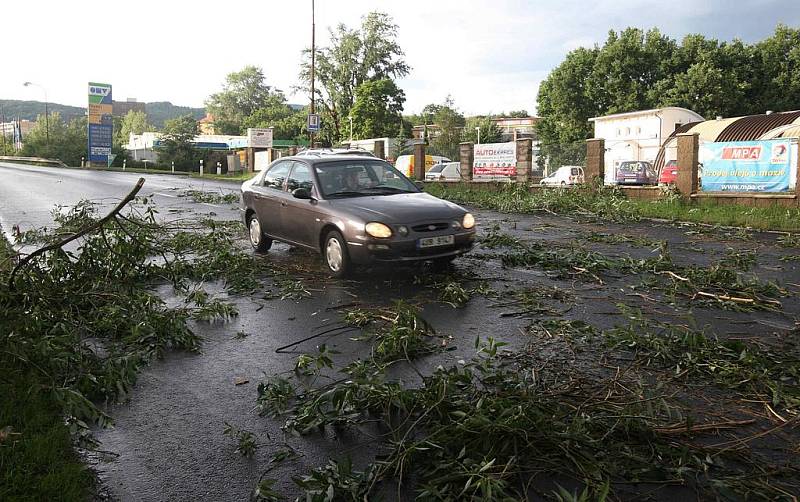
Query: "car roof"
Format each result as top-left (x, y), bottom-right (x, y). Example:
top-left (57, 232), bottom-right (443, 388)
top-left (295, 148), bottom-right (376, 158)
top-left (281, 154), bottom-right (390, 165)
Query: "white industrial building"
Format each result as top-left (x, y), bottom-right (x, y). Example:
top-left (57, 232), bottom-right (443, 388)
top-left (124, 133), bottom-right (251, 162)
top-left (589, 107), bottom-right (704, 184)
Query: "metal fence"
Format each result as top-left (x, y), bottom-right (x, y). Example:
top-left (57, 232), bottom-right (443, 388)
top-left (536, 141), bottom-right (587, 177)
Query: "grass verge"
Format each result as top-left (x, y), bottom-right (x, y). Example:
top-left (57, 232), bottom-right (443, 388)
top-left (425, 182), bottom-right (800, 231)
top-left (0, 229), bottom-right (95, 501)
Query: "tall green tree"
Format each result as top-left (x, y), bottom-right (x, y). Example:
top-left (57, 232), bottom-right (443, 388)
top-left (206, 66), bottom-right (286, 135)
top-left (417, 96), bottom-right (465, 160)
top-left (752, 24), bottom-right (800, 113)
top-left (349, 79), bottom-right (405, 140)
top-left (157, 115), bottom-right (198, 169)
top-left (20, 112), bottom-right (87, 165)
top-left (119, 110), bottom-right (152, 140)
top-left (298, 11), bottom-right (410, 144)
top-left (243, 105), bottom-right (308, 143)
top-left (536, 24), bottom-right (800, 155)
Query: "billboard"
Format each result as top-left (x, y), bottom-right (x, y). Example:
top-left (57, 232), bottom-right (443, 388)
top-left (247, 127), bottom-right (274, 148)
top-left (473, 142), bottom-right (516, 182)
top-left (700, 139), bottom-right (794, 192)
top-left (88, 82), bottom-right (113, 164)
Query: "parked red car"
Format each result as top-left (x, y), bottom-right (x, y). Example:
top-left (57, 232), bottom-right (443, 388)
top-left (659, 160), bottom-right (678, 185)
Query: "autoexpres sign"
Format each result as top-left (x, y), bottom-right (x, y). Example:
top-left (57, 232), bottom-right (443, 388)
top-left (700, 139), bottom-right (796, 192)
top-left (473, 142), bottom-right (516, 182)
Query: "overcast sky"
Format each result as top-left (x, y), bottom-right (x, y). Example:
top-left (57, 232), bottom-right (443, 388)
top-left (4, 0), bottom-right (799, 116)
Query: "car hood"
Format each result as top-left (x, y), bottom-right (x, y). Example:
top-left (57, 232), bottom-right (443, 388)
top-left (329, 192), bottom-right (466, 223)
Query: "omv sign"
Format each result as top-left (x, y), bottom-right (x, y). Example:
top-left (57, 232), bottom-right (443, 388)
top-left (89, 86), bottom-right (110, 96)
top-left (88, 82), bottom-right (112, 105)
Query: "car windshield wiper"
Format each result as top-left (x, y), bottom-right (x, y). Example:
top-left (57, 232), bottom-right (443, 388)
top-left (326, 190), bottom-right (369, 198)
top-left (363, 186), bottom-right (416, 194)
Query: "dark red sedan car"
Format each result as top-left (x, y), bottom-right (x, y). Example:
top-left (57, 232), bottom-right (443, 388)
top-left (659, 160), bottom-right (678, 185)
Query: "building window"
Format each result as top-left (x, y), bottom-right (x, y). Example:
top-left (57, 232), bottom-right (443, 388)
top-left (625, 127), bottom-right (631, 136)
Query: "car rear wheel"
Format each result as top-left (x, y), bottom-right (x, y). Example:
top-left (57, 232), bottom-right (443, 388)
top-left (323, 230), bottom-right (351, 278)
top-left (248, 213), bottom-right (272, 252)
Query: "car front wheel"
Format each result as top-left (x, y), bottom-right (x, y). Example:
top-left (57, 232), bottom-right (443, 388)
top-left (323, 230), bottom-right (351, 278)
top-left (248, 213), bottom-right (272, 252)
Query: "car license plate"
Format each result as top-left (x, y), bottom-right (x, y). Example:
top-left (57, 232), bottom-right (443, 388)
top-left (418, 235), bottom-right (454, 248)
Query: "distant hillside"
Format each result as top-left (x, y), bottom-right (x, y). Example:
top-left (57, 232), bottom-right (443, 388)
top-left (0, 99), bottom-right (85, 122)
top-left (144, 102), bottom-right (205, 128)
top-left (0, 99), bottom-right (205, 129)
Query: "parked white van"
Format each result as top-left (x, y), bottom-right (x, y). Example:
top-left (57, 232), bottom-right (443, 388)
top-left (395, 154), bottom-right (451, 178)
top-left (540, 166), bottom-right (585, 186)
top-left (425, 162), bottom-right (461, 182)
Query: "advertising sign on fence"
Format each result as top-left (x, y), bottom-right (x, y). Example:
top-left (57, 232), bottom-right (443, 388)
top-left (88, 82), bottom-right (113, 164)
top-left (473, 142), bottom-right (516, 182)
top-left (700, 139), bottom-right (793, 192)
top-left (247, 127), bottom-right (274, 148)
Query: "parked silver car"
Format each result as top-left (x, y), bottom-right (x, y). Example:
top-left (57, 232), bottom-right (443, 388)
top-left (241, 155), bottom-right (477, 277)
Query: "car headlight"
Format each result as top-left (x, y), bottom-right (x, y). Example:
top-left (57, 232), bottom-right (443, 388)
top-left (365, 222), bottom-right (393, 238)
top-left (462, 213), bottom-right (475, 229)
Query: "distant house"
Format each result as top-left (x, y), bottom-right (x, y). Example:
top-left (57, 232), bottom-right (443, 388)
top-left (0, 119), bottom-right (35, 138)
top-left (492, 116), bottom-right (539, 142)
top-left (112, 98), bottom-right (146, 118)
top-left (198, 113), bottom-right (216, 135)
top-left (411, 115), bottom-right (540, 142)
top-left (589, 107), bottom-right (705, 185)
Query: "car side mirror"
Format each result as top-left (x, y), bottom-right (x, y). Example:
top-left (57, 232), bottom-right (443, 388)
top-left (292, 187), bottom-right (312, 199)
top-left (414, 181), bottom-right (425, 190)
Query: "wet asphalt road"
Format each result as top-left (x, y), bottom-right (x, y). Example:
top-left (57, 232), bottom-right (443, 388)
top-left (2, 162), bottom-right (799, 501)
top-left (0, 162), bottom-right (241, 242)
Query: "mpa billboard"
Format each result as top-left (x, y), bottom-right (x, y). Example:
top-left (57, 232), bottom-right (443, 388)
top-left (700, 139), bottom-right (794, 192)
top-left (88, 82), bottom-right (113, 164)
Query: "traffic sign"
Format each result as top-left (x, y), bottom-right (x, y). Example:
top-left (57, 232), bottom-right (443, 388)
top-left (307, 113), bottom-right (320, 132)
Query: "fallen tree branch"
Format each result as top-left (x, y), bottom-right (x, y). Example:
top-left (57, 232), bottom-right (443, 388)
top-left (691, 290), bottom-right (781, 307)
top-left (656, 270), bottom-right (690, 282)
top-left (8, 177), bottom-right (145, 290)
top-left (655, 419), bottom-right (756, 435)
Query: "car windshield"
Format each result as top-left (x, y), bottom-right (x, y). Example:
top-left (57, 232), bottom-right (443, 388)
top-left (619, 162), bottom-right (644, 173)
top-left (428, 165), bottom-right (445, 173)
top-left (315, 160), bottom-right (419, 198)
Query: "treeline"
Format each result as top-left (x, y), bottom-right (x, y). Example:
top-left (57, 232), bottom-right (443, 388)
top-left (536, 24), bottom-right (800, 147)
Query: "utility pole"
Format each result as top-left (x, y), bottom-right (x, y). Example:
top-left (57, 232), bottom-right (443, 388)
top-left (310, 0), bottom-right (316, 147)
top-left (1, 105), bottom-right (6, 153)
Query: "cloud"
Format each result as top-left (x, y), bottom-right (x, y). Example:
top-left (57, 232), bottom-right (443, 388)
top-left (2, 0), bottom-right (799, 117)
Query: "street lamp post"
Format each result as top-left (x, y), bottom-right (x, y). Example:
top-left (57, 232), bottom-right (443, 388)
top-left (475, 126), bottom-right (481, 145)
top-left (23, 82), bottom-right (49, 146)
top-left (309, 0), bottom-right (316, 147)
top-left (349, 116), bottom-right (353, 142)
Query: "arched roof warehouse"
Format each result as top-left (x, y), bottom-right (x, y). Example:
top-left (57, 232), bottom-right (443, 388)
top-left (654, 110), bottom-right (800, 171)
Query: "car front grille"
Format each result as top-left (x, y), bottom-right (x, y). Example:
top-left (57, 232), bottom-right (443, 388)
top-left (412, 222), bottom-right (449, 232)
